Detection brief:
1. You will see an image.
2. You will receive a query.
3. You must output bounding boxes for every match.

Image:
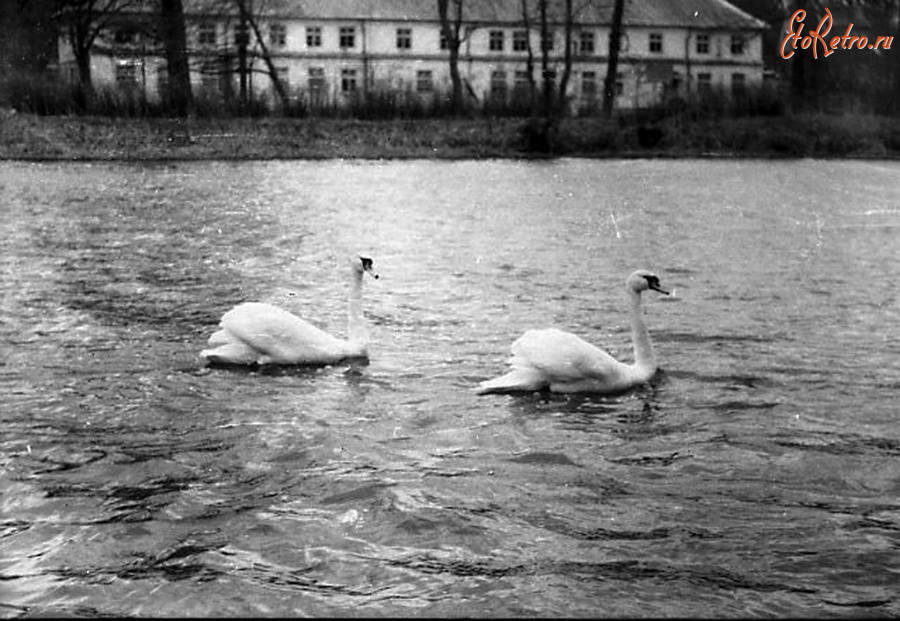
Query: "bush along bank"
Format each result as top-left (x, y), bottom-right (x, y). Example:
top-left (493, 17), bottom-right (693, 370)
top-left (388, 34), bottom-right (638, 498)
top-left (1, 107), bottom-right (899, 161)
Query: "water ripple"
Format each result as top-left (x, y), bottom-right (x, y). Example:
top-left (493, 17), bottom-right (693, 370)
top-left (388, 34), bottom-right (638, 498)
top-left (2, 159), bottom-right (899, 617)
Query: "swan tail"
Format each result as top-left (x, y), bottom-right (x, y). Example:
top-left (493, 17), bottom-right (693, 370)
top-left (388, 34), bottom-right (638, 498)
top-left (206, 329), bottom-right (232, 348)
top-left (475, 367), bottom-right (548, 395)
top-left (200, 329), bottom-right (262, 366)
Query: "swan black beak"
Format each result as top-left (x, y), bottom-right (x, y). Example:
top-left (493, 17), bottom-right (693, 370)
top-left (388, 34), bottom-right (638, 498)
top-left (642, 274), bottom-right (668, 295)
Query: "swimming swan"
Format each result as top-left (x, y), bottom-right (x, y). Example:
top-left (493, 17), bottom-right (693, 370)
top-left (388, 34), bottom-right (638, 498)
top-left (200, 256), bottom-right (379, 366)
top-left (476, 270), bottom-right (669, 395)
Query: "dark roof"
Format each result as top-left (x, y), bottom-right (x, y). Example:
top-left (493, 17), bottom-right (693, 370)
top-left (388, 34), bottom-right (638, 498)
top-left (187, 0), bottom-right (766, 30)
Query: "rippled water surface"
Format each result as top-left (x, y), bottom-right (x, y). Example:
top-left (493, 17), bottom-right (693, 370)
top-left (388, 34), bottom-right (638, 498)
top-left (2, 158), bottom-right (899, 617)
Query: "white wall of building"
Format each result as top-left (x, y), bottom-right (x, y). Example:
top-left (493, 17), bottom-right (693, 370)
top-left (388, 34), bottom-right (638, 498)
top-left (60, 9), bottom-right (765, 110)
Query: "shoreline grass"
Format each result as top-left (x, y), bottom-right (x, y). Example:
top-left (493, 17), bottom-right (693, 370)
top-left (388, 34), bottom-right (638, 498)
top-left (1, 109), bottom-right (899, 161)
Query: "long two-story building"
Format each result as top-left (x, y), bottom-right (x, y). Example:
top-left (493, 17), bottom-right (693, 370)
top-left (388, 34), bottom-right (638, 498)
top-left (61, 0), bottom-right (767, 112)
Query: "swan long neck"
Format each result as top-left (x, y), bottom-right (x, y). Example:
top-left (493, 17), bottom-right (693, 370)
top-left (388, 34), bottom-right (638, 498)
top-left (347, 269), bottom-right (367, 347)
top-left (628, 289), bottom-right (657, 377)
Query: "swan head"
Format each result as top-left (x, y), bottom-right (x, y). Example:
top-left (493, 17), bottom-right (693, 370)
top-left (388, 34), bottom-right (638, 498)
top-left (352, 255), bottom-right (380, 280)
top-left (627, 270), bottom-right (668, 295)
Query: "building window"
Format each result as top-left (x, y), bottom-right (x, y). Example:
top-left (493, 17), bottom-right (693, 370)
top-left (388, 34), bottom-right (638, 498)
top-left (234, 23), bottom-right (249, 47)
top-left (115, 60), bottom-right (139, 90)
top-left (416, 70), bottom-right (433, 92)
top-left (197, 22), bottom-right (216, 46)
top-left (339, 26), bottom-right (355, 49)
top-left (200, 62), bottom-right (218, 94)
top-left (341, 68), bottom-right (357, 93)
top-left (731, 34), bottom-right (745, 55)
top-left (512, 70), bottom-right (530, 104)
top-left (270, 23), bottom-right (286, 47)
top-left (541, 69), bottom-right (557, 91)
top-left (514, 70), bottom-right (530, 92)
top-left (306, 26), bottom-right (322, 47)
top-left (697, 72), bottom-right (712, 94)
top-left (582, 70), bottom-right (597, 98)
top-left (308, 67), bottom-right (326, 101)
top-left (696, 33), bottom-right (710, 54)
top-left (489, 30), bottom-right (504, 51)
top-left (274, 66), bottom-right (288, 86)
top-left (666, 73), bottom-right (683, 97)
top-left (157, 64), bottom-right (168, 99)
top-left (579, 30), bottom-right (595, 55)
top-left (731, 72), bottom-right (746, 96)
top-left (268, 23), bottom-right (286, 48)
top-left (440, 31), bottom-right (448, 50)
top-left (397, 27), bottom-right (412, 50)
top-left (490, 70), bottom-right (508, 99)
top-left (308, 67), bottom-right (325, 88)
top-left (114, 28), bottom-right (138, 45)
top-left (649, 32), bottom-right (663, 53)
top-left (541, 30), bottom-right (554, 52)
top-left (513, 30), bottom-right (528, 52)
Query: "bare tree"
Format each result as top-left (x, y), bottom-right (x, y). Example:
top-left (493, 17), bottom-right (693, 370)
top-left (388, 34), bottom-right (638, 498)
top-left (159, 0), bottom-right (192, 115)
top-left (557, 0), bottom-right (574, 114)
top-left (518, 0), bottom-right (559, 151)
top-left (2, 0), bottom-right (58, 75)
top-left (779, 0), bottom-right (819, 102)
top-left (50, 0), bottom-right (193, 114)
top-left (193, 0), bottom-right (290, 110)
top-left (601, 0), bottom-right (624, 117)
top-left (536, 0), bottom-right (581, 117)
top-left (538, 0), bottom-right (552, 117)
top-left (770, 0), bottom-right (899, 111)
top-left (52, 0), bottom-right (140, 104)
top-left (233, 0), bottom-right (289, 109)
top-left (437, 0), bottom-right (466, 114)
top-left (557, 0), bottom-right (599, 115)
top-left (518, 0), bottom-right (538, 114)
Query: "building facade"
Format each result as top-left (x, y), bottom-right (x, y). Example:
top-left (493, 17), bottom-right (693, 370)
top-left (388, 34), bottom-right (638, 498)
top-left (59, 0), bottom-right (767, 112)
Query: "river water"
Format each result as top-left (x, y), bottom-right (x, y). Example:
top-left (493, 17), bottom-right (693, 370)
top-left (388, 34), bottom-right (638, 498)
top-left (1, 158), bottom-right (898, 617)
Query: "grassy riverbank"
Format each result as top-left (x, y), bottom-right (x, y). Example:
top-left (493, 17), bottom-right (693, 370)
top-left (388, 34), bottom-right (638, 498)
top-left (1, 109), bottom-right (899, 160)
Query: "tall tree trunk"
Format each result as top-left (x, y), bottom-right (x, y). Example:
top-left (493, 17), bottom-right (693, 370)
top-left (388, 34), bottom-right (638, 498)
top-left (159, 0), bottom-right (193, 116)
top-left (72, 31), bottom-right (93, 107)
top-left (235, 0), bottom-right (289, 109)
top-left (539, 0), bottom-right (552, 118)
top-left (558, 0), bottom-right (573, 116)
top-left (788, 0), bottom-right (809, 107)
top-left (438, 0), bottom-right (465, 115)
top-left (236, 16), bottom-right (249, 107)
top-left (55, 0), bottom-right (139, 111)
top-left (67, 8), bottom-right (96, 109)
top-left (784, 0), bottom-right (832, 111)
top-left (520, 0), bottom-right (537, 115)
top-left (602, 0), bottom-right (625, 118)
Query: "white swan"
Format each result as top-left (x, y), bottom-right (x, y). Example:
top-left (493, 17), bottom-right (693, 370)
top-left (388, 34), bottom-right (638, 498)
top-left (200, 256), bottom-right (379, 366)
top-left (476, 270), bottom-right (669, 395)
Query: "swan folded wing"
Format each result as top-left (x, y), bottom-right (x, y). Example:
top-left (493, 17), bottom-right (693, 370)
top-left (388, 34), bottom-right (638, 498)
top-left (510, 328), bottom-right (619, 381)
top-left (220, 302), bottom-right (352, 364)
top-left (200, 329), bottom-right (264, 365)
top-left (475, 366), bottom-right (549, 394)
